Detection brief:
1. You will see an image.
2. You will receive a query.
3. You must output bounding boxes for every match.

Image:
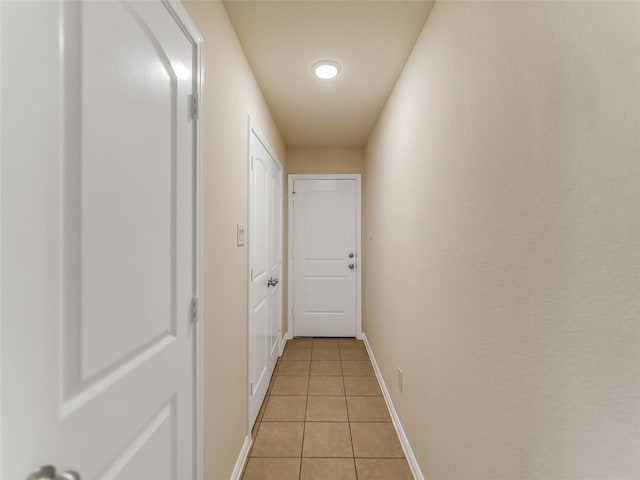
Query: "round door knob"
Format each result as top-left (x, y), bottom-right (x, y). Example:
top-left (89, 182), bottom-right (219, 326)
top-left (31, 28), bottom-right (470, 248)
top-left (27, 465), bottom-right (56, 480)
top-left (26, 466), bottom-right (81, 480)
top-left (349, 263), bottom-right (355, 270)
top-left (58, 472), bottom-right (81, 480)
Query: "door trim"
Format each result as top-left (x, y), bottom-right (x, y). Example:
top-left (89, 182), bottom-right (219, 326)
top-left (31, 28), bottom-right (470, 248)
top-left (162, 3), bottom-right (204, 479)
top-left (246, 115), bottom-right (284, 437)
top-left (287, 174), bottom-right (362, 340)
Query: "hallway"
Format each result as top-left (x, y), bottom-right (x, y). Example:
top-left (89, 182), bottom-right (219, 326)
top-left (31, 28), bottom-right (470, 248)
top-left (241, 338), bottom-right (412, 480)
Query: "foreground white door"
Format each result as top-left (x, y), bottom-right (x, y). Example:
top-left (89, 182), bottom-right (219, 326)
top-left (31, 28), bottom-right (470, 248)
top-left (248, 121), bottom-right (283, 428)
top-left (1, 2), bottom-right (201, 479)
top-left (290, 177), bottom-right (360, 337)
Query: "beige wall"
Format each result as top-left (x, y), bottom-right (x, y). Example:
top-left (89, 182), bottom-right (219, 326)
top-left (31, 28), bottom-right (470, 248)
top-left (287, 148), bottom-right (364, 174)
top-left (364, 2), bottom-right (640, 479)
top-left (182, 1), bottom-right (286, 478)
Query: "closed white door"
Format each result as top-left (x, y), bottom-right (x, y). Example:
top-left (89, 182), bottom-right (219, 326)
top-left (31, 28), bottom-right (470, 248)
top-left (291, 178), bottom-right (359, 337)
top-left (248, 123), bottom-right (282, 428)
top-left (1, 2), bottom-right (200, 479)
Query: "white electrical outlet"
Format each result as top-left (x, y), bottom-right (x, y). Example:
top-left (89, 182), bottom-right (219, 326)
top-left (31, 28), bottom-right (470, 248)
top-left (397, 368), bottom-right (403, 392)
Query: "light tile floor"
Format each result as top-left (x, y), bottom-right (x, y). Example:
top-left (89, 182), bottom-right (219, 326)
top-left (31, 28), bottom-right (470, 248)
top-left (241, 338), bottom-right (413, 480)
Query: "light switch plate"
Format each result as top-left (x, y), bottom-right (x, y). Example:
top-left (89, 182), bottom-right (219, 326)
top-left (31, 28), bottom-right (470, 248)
top-left (237, 224), bottom-right (246, 247)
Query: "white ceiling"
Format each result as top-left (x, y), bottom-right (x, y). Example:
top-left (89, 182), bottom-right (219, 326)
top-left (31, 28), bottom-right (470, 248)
top-left (223, 0), bottom-right (435, 148)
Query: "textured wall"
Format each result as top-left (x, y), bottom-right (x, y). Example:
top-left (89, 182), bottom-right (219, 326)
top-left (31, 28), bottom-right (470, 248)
top-left (364, 2), bottom-right (640, 479)
top-left (287, 148), bottom-right (364, 175)
top-left (182, 1), bottom-right (286, 478)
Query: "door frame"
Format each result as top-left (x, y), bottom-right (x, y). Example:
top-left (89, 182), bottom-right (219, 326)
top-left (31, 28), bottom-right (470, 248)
top-left (166, 2), bottom-right (205, 479)
top-left (246, 115), bottom-right (284, 436)
top-left (287, 174), bottom-right (362, 339)
top-left (164, 3), bottom-right (204, 478)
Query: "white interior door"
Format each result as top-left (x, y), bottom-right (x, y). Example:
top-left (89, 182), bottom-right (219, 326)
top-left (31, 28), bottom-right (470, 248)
top-left (291, 178), bottom-right (359, 337)
top-left (248, 122), bottom-right (282, 428)
top-left (1, 2), bottom-right (200, 479)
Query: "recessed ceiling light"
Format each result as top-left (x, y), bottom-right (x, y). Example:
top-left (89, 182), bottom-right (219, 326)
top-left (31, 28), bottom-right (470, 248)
top-left (313, 60), bottom-right (341, 80)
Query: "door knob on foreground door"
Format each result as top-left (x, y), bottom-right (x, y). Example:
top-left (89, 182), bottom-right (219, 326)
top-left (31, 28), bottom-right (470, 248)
top-left (349, 252), bottom-right (354, 258)
top-left (267, 277), bottom-right (279, 287)
top-left (349, 264), bottom-right (355, 270)
top-left (26, 465), bottom-right (81, 480)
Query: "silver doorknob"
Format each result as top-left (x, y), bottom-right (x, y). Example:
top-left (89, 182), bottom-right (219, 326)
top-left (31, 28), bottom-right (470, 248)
top-left (267, 277), bottom-right (279, 287)
top-left (26, 466), bottom-right (81, 480)
top-left (349, 263), bottom-right (355, 270)
top-left (348, 253), bottom-right (354, 258)
top-left (58, 473), bottom-right (80, 480)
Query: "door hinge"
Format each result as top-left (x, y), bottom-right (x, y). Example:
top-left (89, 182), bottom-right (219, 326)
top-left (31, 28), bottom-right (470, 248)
top-left (251, 268), bottom-right (254, 281)
top-left (191, 296), bottom-right (199, 323)
top-left (191, 94), bottom-right (199, 120)
top-left (251, 156), bottom-right (254, 170)
top-left (250, 381), bottom-right (254, 395)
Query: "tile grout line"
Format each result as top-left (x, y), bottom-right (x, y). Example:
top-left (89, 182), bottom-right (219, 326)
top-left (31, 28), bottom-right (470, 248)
top-left (299, 371), bottom-right (310, 480)
top-left (340, 344), bottom-right (359, 480)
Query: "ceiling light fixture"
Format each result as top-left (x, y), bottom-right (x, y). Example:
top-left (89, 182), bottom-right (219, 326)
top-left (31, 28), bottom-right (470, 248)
top-left (313, 60), bottom-right (341, 80)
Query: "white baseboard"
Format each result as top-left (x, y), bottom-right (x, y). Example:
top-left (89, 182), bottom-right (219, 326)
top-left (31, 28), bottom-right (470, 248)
top-left (361, 333), bottom-right (424, 480)
top-left (279, 332), bottom-right (290, 356)
top-left (230, 434), bottom-right (251, 480)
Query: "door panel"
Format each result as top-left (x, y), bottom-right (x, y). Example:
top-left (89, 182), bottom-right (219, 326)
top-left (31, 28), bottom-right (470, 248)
top-left (303, 277), bottom-right (347, 312)
top-left (249, 126), bottom-right (282, 428)
top-left (292, 179), bottom-right (358, 337)
top-left (249, 152), bottom-right (270, 427)
top-left (269, 156), bottom-right (283, 358)
top-left (1, 2), bottom-right (198, 478)
top-left (80, 0), bottom-right (177, 381)
top-left (303, 191), bottom-right (348, 259)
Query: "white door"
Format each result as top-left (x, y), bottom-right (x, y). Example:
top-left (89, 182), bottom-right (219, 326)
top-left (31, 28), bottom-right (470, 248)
top-left (1, 2), bottom-right (201, 479)
top-left (291, 178), bottom-right (359, 337)
top-left (248, 123), bottom-right (282, 428)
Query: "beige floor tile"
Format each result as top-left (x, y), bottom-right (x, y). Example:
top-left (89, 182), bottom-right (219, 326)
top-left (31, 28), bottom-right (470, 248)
top-left (343, 377), bottom-right (382, 396)
top-left (346, 396), bottom-right (391, 422)
top-left (354, 459), bottom-right (412, 480)
top-left (278, 360), bottom-right (310, 376)
top-left (308, 375), bottom-right (345, 396)
top-left (302, 422), bottom-right (353, 457)
top-left (301, 458), bottom-right (357, 480)
top-left (341, 361), bottom-right (375, 376)
top-left (313, 338), bottom-right (339, 348)
top-left (251, 422), bottom-right (304, 457)
top-left (306, 396), bottom-right (348, 422)
top-left (263, 396), bottom-right (307, 421)
top-left (338, 338), bottom-right (365, 349)
top-left (311, 348), bottom-right (340, 361)
top-left (287, 338), bottom-right (313, 349)
top-left (242, 458), bottom-right (301, 480)
top-left (310, 360), bottom-right (342, 376)
top-left (339, 348), bottom-right (369, 361)
top-left (350, 423), bottom-right (404, 458)
top-left (282, 348), bottom-right (312, 360)
top-left (270, 375), bottom-right (309, 396)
